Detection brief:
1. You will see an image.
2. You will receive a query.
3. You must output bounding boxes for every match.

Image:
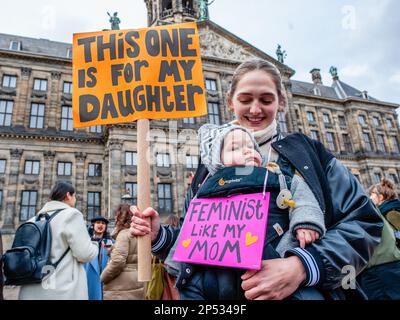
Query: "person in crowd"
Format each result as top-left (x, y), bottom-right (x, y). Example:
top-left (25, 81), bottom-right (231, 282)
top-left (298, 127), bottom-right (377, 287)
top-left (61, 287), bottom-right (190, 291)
top-left (101, 204), bottom-right (144, 300)
top-left (85, 216), bottom-right (112, 300)
top-left (19, 181), bottom-right (98, 300)
top-left (358, 178), bottom-right (400, 299)
top-left (130, 58), bottom-right (383, 300)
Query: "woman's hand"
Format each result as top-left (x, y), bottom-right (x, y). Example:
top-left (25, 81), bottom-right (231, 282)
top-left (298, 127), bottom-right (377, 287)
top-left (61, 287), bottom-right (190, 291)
top-left (241, 256), bottom-right (306, 300)
top-left (129, 206), bottom-right (160, 242)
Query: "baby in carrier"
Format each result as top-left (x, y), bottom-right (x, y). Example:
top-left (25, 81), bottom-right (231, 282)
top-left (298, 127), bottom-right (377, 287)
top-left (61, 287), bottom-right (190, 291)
top-left (198, 123), bottom-right (326, 256)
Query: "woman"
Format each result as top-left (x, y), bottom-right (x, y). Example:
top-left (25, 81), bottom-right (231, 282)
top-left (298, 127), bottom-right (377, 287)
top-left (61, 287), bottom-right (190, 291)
top-left (358, 178), bottom-right (400, 299)
top-left (130, 58), bottom-right (383, 300)
top-left (19, 181), bottom-right (98, 300)
top-left (100, 204), bottom-right (144, 300)
top-left (84, 216), bottom-right (112, 300)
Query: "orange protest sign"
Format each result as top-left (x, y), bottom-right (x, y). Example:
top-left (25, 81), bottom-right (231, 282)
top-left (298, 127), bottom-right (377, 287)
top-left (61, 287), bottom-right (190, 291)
top-left (72, 22), bottom-right (207, 128)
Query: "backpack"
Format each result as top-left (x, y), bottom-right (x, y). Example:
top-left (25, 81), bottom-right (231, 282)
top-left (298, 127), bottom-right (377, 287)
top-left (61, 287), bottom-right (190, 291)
top-left (2, 209), bottom-right (70, 286)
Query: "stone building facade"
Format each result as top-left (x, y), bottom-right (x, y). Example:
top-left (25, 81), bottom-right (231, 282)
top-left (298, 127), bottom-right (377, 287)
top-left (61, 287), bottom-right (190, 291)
top-left (0, 0), bottom-right (399, 248)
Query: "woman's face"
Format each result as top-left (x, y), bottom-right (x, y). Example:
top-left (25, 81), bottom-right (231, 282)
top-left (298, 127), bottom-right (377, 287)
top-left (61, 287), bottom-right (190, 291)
top-left (370, 189), bottom-right (384, 206)
top-left (228, 70), bottom-right (282, 132)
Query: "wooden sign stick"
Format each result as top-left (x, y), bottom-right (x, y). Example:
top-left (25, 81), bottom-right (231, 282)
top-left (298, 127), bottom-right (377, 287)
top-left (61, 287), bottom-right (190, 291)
top-left (137, 118), bottom-right (152, 282)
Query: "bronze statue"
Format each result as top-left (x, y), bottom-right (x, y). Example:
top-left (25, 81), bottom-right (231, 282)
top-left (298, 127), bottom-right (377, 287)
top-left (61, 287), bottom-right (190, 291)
top-left (199, 0), bottom-right (215, 21)
top-left (276, 44), bottom-right (287, 64)
top-left (329, 66), bottom-right (338, 79)
top-left (107, 12), bottom-right (121, 30)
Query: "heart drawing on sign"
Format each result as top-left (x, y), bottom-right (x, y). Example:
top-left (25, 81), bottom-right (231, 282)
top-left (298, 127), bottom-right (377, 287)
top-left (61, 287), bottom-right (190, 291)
top-left (245, 232), bottom-right (258, 246)
top-left (182, 238), bottom-right (191, 248)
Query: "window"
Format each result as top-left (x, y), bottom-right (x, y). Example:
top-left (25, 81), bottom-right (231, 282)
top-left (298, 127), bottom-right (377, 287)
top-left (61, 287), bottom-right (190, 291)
top-left (0, 159), bottom-right (6, 174)
top-left (373, 172), bottom-right (382, 184)
top-left (9, 41), bottom-right (21, 51)
top-left (326, 132), bottom-right (336, 152)
top-left (387, 118), bottom-right (394, 129)
top-left (61, 106), bottom-right (73, 131)
top-left (306, 111), bottom-right (316, 123)
top-left (208, 102), bottom-right (220, 125)
top-left (156, 153), bottom-right (170, 167)
top-left (372, 117), bottom-right (381, 127)
top-left (2, 75), bottom-right (17, 88)
top-left (295, 109), bottom-right (300, 120)
top-left (33, 78), bottom-right (47, 91)
top-left (389, 173), bottom-right (399, 184)
top-left (323, 113), bottom-right (331, 124)
top-left (66, 48), bottom-right (72, 59)
top-left (376, 134), bottom-right (386, 153)
top-left (0, 190), bottom-right (2, 207)
top-left (186, 155), bottom-right (198, 169)
top-left (29, 103), bottom-right (45, 129)
top-left (125, 182), bottom-right (138, 205)
top-left (20, 191), bottom-right (37, 221)
top-left (338, 115), bottom-right (347, 127)
top-left (88, 163), bottom-right (102, 177)
top-left (278, 112), bottom-right (288, 133)
top-left (63, 81), bottom-right (72, 94)
top-left (310, 130), bottom-right (320, 141)
top-left (125, 151), bottom-right (137, 166)
top-left (57, 162), bottom-right (72, 176)
top-left (391, 136), bottom-right (399, 153)
top-left (158, 183), bottom-right (172, 213)
top-left (358, 115), bottom-right (367, 127)
top-left (342, 134), bottom-right (353, 153)
top-left (87, 192), bottom-right (101, 220)
top-left (363, 133), bottom-right (373, 152)
top-left (205, 79), bottom-right (217, 91)
top-left (0, 100), bottom-right (13, 126)
top-left (24, 160), bottom-right (40, 175)
top-left (183, 117), bottom-right (195, 125)
top-left (89, 125), bottom-right (102, 133)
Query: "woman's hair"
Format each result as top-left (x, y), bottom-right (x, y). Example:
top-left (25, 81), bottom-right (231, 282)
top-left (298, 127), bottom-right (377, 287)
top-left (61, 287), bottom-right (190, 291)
top-left (368, 178), bottom-right (398, 201)
top-left (113, 204), bottom-right (133, 236)
top-left (163, 214), bottom-right (179, 227)
top-left (49, 181), bottom-right (75, 201)
top-left (227, 58), bottom-right (287, 107)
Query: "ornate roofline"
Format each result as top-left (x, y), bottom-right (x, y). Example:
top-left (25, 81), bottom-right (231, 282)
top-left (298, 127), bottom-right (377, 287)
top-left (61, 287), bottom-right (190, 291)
top-left (0, 49), bottom-right (71, 66)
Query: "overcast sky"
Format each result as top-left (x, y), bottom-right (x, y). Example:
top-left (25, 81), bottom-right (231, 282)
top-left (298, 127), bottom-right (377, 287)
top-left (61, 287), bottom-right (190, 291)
top-left (1, 0), bottom-right (399, 111)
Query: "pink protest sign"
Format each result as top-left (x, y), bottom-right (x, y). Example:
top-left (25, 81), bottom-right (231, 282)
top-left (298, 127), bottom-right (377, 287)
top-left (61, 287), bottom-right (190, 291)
top-left (173, 193), bottom-right (270, 270)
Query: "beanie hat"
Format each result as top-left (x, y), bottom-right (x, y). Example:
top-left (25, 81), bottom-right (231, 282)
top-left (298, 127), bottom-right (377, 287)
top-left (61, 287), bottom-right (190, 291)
top-left (198, 123), bottom-right (264, 175)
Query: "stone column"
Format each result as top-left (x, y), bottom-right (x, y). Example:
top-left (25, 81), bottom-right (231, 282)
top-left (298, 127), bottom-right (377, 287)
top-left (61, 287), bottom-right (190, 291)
top-left (15, 67), bottom-right (32, 127)
top-left (48, 71), bottom-right (62, 129)
top-left (74, 152), bottom-right (87, 217)
top-left (107, 139), bottom-right (123, 218)
top-left (3, 149), bottom-right (23, 230)
top-left (41, 150), bottom-right (56, 207)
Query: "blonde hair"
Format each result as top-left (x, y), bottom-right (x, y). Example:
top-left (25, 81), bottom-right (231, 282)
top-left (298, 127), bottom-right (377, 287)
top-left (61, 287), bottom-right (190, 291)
top-left (368, 178), bottom-right (398, 201)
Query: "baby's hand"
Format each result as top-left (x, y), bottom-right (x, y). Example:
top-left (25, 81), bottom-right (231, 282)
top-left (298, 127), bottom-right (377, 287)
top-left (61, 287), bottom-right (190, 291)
top-left (296, 229), bottom-right (320, 249)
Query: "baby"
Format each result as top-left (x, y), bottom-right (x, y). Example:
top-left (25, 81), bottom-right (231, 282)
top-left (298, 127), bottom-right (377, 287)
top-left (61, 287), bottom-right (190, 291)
top-left (198, 123), bottom-right (326, 255)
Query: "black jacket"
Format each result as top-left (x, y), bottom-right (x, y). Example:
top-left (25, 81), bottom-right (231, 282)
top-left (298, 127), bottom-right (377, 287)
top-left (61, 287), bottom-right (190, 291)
top-left (152, 133), bottom-right (383, 299)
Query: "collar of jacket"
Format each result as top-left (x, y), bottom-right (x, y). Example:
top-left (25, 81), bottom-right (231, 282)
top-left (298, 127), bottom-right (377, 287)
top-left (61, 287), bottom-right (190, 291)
top-left (38, 201), bottom-right (71, 214)
top-left (272, 133), bottom-right (335, 225)
top-left (379, 199), bottom-right (400, 216)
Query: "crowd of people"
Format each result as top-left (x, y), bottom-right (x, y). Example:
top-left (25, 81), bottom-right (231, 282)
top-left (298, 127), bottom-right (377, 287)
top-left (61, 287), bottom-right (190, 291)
top-left (0, 58), bottom-right (399, 300)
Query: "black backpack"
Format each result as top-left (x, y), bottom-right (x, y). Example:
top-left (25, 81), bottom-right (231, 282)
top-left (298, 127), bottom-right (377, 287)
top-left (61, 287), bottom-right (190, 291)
top-left (2, 209), bottom-right (70, 285)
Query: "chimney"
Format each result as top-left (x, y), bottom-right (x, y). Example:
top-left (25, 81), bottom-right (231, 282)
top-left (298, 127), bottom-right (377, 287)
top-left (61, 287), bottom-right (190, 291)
top-left (310, 68), bottom-right (323, 85)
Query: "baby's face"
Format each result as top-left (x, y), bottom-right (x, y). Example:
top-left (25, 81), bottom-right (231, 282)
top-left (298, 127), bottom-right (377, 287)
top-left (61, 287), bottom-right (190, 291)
top-left (221, 129), bottom-right (262, 167)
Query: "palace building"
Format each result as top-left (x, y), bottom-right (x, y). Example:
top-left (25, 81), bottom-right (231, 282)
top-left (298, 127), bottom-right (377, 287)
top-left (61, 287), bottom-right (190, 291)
top-left (0, 0), bottom-right (399, 247)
